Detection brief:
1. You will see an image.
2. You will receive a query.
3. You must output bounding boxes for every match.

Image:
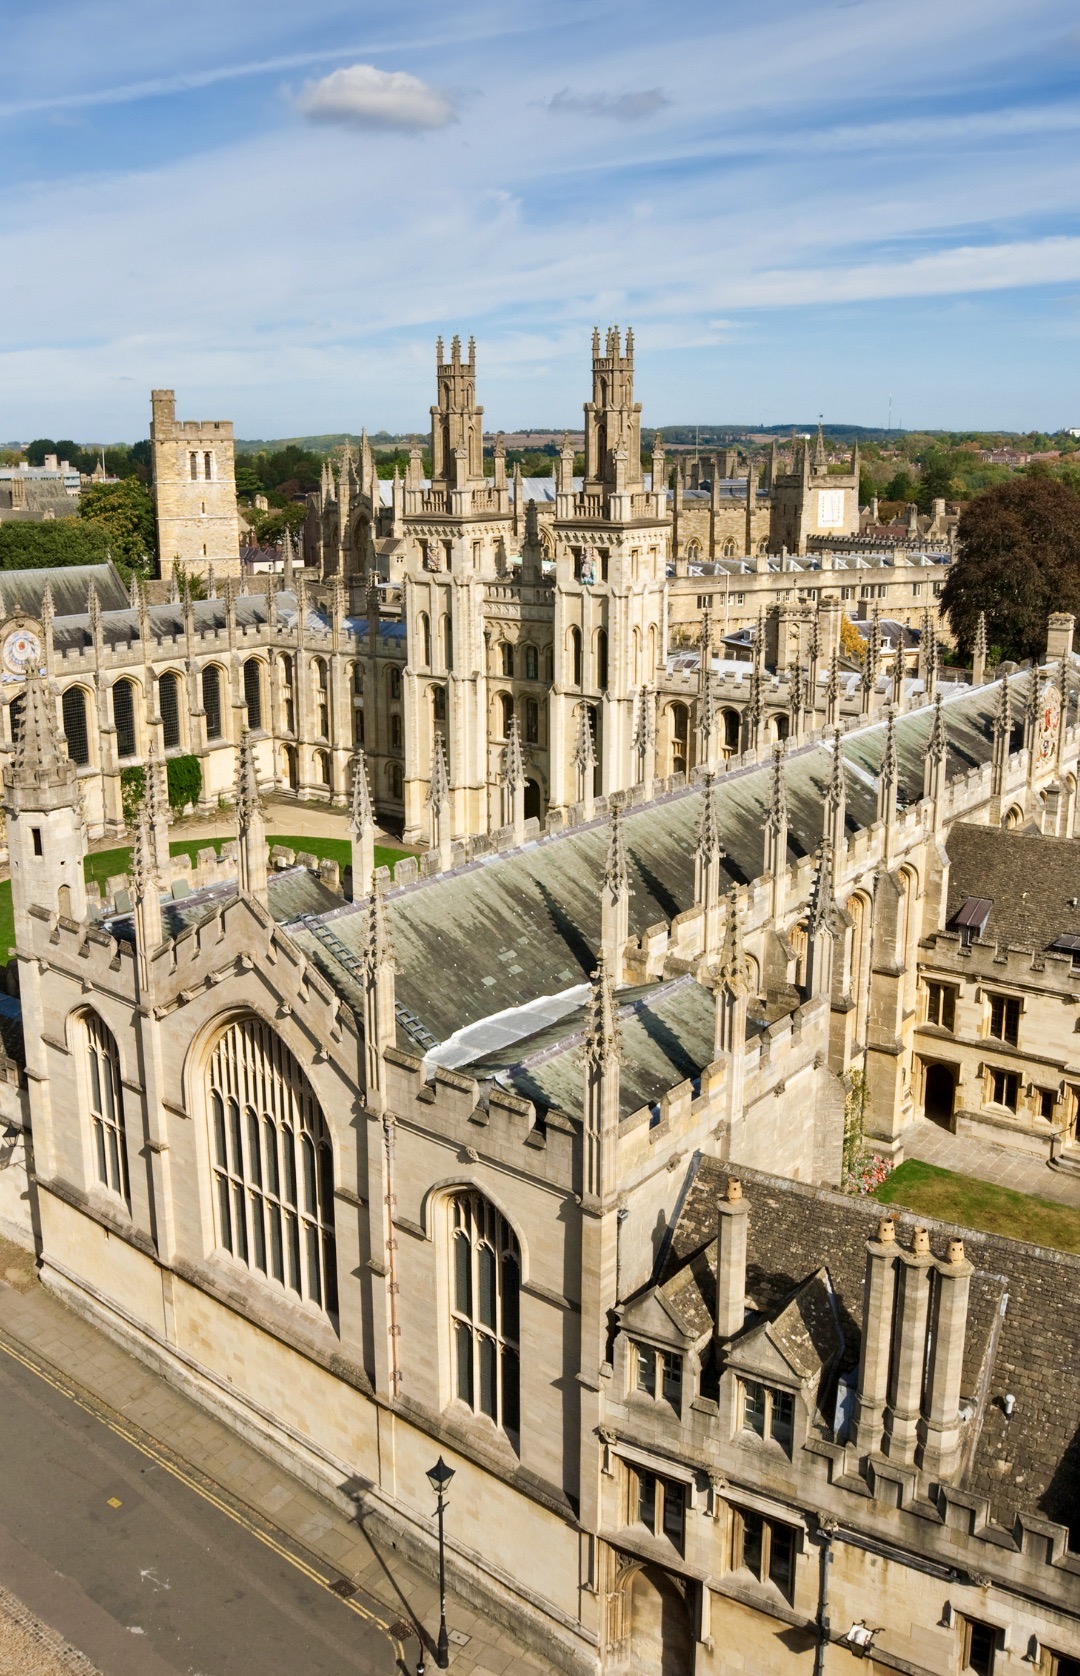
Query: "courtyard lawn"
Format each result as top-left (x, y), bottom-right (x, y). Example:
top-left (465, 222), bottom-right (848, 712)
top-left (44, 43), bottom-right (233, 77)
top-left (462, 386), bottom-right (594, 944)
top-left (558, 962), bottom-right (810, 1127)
top-left (0, 834), bottom-right (409, 963)
top-left (873, 1158), bottom-right (1080, 1255)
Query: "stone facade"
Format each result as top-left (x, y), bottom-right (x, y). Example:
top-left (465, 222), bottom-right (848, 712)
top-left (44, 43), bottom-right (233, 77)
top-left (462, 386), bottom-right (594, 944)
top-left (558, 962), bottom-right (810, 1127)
top-left (150, 389), bottom-right (241, 574)
top-left (2, 622), bottom-right (1080, 1670)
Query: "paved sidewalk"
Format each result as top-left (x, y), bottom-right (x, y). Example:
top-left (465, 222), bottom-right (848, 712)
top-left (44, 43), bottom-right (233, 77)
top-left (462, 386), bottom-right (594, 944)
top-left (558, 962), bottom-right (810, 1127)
top-left (0, 1243), bottom-right (556, 1676)
top-left (0, 1579), bottom-right (102, 1676)
top-left (905, 1118), bottom-right (1080, 1206)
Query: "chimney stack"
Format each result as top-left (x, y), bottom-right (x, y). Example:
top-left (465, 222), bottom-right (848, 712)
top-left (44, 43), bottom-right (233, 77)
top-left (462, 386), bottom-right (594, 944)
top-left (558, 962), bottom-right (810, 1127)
top-left (715, 1177), bottom-right (749, 1341)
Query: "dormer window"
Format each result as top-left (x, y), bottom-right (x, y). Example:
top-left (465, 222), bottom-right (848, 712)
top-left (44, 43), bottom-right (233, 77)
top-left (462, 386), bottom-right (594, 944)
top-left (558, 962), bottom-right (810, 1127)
top-left (740, 1379), bottom-right (794, 1453)
top-left (631, 1341), bottom-right (683, 1414)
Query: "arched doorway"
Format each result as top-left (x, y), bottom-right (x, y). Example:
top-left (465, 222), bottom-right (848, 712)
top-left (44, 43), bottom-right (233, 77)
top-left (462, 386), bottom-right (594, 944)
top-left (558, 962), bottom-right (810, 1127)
top-left (924, 1062), bottom-right (956, 1126)
top-left (524, 778), bottom-right (542, 822)
top-left (621, 1565), bottom-right (694, 1676)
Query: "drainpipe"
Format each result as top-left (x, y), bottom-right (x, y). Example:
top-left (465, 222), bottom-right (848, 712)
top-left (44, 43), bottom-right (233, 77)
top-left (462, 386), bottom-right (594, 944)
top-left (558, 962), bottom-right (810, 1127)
top-left (383, 1116), bottom-right (402, 1395)
top-left (815, 1520), bottom-right (837, 1676)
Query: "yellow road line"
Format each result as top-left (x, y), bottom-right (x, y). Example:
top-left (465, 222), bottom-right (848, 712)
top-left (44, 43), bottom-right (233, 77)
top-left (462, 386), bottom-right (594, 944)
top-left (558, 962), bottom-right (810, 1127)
top-left (0, 1328), bottom-right (405, 1665)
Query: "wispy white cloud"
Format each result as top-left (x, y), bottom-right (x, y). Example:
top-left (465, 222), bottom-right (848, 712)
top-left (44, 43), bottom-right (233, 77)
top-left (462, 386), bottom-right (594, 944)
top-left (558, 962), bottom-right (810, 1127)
top-left (0, 45), bottom-right (365, 119)
top-left (296, 64), bottom-right (455, 130)
top-left (712, 237), bottom-right (1080, 309)
top-left (545, 86), bottom-right (670, 122)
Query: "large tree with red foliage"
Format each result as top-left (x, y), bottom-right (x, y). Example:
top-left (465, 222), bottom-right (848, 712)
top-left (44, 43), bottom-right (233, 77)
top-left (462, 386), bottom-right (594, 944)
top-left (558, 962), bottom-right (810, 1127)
top-left (942, 475), bottom-right (1080, 663)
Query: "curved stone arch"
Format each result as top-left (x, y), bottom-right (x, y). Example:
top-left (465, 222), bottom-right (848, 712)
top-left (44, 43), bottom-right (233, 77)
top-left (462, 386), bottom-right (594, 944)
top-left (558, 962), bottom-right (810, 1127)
top-left (1003, 803), bottom-right (1025, 829)
top-left (844, 888), bottom-right (874, 1047)
top-left (66, 1005), bottom-right (133, 1207)
top-left (606, 1557), bottom-right (694, 1675)
top-left (59, 681), bottom-right (95, 768)
top-left (183, 1006), bottom-right (342, 1307)
top-left (418, 1176), bottom-right (531, 1285)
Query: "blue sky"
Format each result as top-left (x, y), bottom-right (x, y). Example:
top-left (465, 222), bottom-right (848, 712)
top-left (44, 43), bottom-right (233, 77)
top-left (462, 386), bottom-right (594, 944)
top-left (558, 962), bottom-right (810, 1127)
top-left (2, 0), bottom-right (1080, 438)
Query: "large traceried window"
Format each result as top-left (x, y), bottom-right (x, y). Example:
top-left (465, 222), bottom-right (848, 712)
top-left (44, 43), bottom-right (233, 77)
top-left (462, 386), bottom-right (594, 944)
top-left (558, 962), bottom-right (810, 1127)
top-left (84, 1012), bottom-right (129, 1205)
top-left (207, 1017), bottom-right (337, 1316)
top-left (449, 1191), bottom-right (520, 1439)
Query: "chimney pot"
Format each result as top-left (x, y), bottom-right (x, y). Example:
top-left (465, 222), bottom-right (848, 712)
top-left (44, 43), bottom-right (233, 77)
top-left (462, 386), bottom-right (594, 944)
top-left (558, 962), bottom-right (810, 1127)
top-left (725, 1177), bottom-right (743, 1203)
top-left (946, 1237), bottom-right (965, 1266)
top-left (877, 1216), bottom-right (896, 1244)
top-left (912, 1227), bottom-right (930, 1256)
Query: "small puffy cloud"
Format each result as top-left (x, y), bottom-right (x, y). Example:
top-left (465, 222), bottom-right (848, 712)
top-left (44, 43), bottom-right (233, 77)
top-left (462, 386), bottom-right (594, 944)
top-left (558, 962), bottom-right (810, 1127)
top-left (546, 87), bottom-right (670, 123)
top-left (297, 64), bottom-right (455, 131)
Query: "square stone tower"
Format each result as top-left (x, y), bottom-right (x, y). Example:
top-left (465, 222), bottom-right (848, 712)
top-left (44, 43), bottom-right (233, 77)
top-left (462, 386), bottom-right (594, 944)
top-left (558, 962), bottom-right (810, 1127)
top-left (150, 389), bottom-right (242, 575)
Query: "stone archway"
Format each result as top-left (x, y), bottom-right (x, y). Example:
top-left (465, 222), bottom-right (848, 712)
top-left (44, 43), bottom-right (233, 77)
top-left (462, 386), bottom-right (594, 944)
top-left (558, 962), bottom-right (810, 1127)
top-left (617, 1564), bottom-right (694, 1676)
top-left (524, 778), bottom-right (542, 822)
top-left (924, 1061), bottom-right (956, 1126)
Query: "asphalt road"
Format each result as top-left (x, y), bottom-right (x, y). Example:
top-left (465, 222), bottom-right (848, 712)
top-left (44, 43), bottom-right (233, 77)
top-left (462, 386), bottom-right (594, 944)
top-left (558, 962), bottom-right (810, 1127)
top-left (0, 1338), bottom-right (408, 1675)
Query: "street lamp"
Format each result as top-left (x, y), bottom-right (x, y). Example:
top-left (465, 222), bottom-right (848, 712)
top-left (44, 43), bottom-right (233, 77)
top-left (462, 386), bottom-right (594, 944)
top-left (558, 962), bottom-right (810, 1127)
top-left (424, 1456), bottom-right (455, 1671)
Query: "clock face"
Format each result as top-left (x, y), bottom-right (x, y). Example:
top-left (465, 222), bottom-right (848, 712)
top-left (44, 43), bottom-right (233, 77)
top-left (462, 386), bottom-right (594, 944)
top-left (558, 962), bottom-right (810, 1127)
top-left (2, 627), bottom-right (41, 678)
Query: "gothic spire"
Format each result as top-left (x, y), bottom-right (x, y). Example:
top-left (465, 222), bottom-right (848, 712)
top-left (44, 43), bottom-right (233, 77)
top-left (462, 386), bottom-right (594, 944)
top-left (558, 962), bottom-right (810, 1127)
top-left (428, 730), bottom-right (451, 813)
top-left (764, 741), bottom-right (788, 837)
top-left (502, 713), bottom-right (526, 792)
top-left (928, 690), bottom-right (948, 764)
top-left (131, 801), bottom-right (153, 901)
top-left (695, 770), bottom-right (723, 863)
top-left (236, 728), bottom-right (261, 830)
top-left (361, 877), bottom-right (397, 976)
top-left (994, 670), bottom-right (1012, 741)
top-left (632, 684), bottom-right (654, 764)
top-left (813, 420), bottom-right (827, 471)
top-left (350, 747), bottom-right (375, 835)
top-left (717, 886), bottom-right (749, 993)
top-left (603, 801), bottom-right (630, 900)
top-left (808, 842), bottom-right (836, 936)
top-left (582, 955), bottom-right (622, 1069)
top-left (10, 670), bottom-right (72, 791)
top-left (572, 704), bottom-right (597, 774)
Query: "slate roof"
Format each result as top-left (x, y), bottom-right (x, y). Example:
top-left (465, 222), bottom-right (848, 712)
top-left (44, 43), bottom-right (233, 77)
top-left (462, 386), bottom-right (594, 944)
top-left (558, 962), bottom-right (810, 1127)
top-left (283, 673), bottom-right (1018, 1054)
top-left (462, 972), bottom-right (719, 1123)
top-left (47, 586), bottom-right (369, 656)
top-left (663, 1158), bottom-right (1080, 1539)
top-left (0, 562), bottom-right (129, 618)
top-left (943, 822), bottom-right (1080, 954)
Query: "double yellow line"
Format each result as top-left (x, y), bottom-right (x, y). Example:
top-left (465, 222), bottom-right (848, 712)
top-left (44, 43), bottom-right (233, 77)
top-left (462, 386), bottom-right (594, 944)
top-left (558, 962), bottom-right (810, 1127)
top-left (0, 1324), bottom-right (406, 1668)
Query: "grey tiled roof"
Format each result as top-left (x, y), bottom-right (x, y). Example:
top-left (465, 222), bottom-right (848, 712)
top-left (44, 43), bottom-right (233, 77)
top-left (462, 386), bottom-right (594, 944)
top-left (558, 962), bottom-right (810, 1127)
top-left (944, 822), bottom-right (1080, 953)
top-left (288, 675), bottom-right (1012, 1050)
top-left (664, 1158), bottom-right (1080, 1539)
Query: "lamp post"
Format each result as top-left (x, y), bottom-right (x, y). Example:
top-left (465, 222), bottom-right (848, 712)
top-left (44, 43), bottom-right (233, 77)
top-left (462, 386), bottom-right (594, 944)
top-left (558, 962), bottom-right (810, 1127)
top-left (424, 1456), bottom-right (455, 1671)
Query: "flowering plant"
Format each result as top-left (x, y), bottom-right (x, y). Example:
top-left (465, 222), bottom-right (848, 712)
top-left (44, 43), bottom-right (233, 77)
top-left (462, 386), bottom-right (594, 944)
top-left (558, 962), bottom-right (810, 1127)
top-left (844, 1152), bottom-right (894, 1196)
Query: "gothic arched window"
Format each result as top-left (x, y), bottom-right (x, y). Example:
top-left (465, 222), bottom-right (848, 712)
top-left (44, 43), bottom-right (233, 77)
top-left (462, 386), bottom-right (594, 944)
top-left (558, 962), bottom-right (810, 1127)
top-left (112, 678), bottom-right (137, 760)
top-left (202, 665), bottom-right (223, 740)
top-left (62, 687), bottom-right (89, 766)
top-left (449, 1190), bottom-right (520, 1439)
top-left (524, 645), bottom-right (538, 682)
top-left (388, 667), bottom-right (402, 702)
top-left (499, 693), bottom-right (514, 739)
top-left (570, 626), bottom-right (583, 689)
top-left (243, 659), bottom-right (263, 732)
top-left (207, 1016), bottom-right (337, 1315)
top-left (596, 628), bottom-right (609, 692)
top-left (83, 1011), bottom-right (129, 1206)
top-left (159, 671), bottom-right (182, 751)
top-left (524, 698), bottom-right (539, 744)
top-left (419, 612), bottom-right (432, 669)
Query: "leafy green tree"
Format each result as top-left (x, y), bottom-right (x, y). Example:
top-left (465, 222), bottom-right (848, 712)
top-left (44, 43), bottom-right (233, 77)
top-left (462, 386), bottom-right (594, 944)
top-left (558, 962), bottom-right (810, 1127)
top-left (79, 477), bottom-right (156, 579)
top-left (884, 468), bottom-right (917, 503)
top-left (0, 521), bottom-right (108, 569)
top-left (941, 476), bottom-right (1080, 662)
top-left (25, 439), bottom-right (57, 466)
